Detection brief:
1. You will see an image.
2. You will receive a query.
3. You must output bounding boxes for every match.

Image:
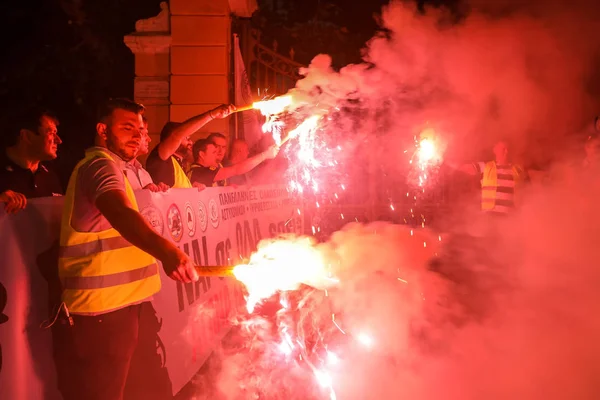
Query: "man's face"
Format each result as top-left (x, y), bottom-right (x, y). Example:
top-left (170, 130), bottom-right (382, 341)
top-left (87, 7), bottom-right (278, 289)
top-left (493, 141), bottom-right (509, 163)
top-left (27, 115), bottom-right (62, 161)
top-left (212, 136), bottom-right (227, 163)
top-left (177, 136), bottom-right (193, 160)
top-left (200, 143), bottom-right (219, 167)
top-left (99, 109), bottom-right (144, 162)
top-left (138, 122), bottom-right (150, 156)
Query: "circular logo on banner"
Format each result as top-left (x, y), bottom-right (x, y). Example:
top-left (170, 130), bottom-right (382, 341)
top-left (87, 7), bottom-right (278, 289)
top-left (167, 204), bottom-right (184, 242)
top-left (208, 198), bottom-right (220, 229)
top-left (185, 202), bottom-right (196, 237)
top-left (140, 205), bottom-right (164, 235)
top-left (198, 200), bottom-right (208, 232)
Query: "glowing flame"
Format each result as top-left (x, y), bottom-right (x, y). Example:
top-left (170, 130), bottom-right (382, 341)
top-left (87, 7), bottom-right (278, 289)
top-left (418, 138), bottom-right (436, 165)
top-left (253, 95), bottom-right (293, 116)
top-left (415, 128), bottom-right (444, 167)
top-left (232, 236), bottom-right (335, 313)
top-left (327, 351), bottom-right (340, 365)
top-left (278, 341), bottom-right (293, 355)
top-left (288, 115), bottom-right (320, 141)
top-left (357, 332), bottom-right (374, 348)
top-left (314, 369), bottom-right (333, 387)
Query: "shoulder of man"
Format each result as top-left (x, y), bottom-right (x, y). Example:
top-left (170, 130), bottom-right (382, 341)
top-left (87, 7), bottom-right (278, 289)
top-left (39, 161), bottom-right (60, 174)
top-left (39, 161), bottom-right (63, 184)
top-left (39, 162), bottom-right (65, 196)
top-left (190, 164), bottom-right (209, 177)
top-left (191, 164), bottom-right (218, 183)
top-left (77, 154), bottom-right (126, 201)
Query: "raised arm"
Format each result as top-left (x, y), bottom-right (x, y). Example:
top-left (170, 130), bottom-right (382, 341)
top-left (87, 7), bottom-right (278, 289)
top-left (447, 161), bottom-right (479, 176)
top-left (214, 145), bottom-right (279, 182)
top-left (156, 104), bottom-right (236, 161)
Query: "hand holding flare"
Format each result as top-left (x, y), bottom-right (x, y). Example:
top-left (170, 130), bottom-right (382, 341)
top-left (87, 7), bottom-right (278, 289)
top-left (232, 95), bottom-right (293, 115)
top-left (194, 236), bottom-right (338, 312)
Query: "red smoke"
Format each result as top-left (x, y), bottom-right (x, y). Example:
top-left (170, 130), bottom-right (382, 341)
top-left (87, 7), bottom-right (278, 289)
top-left (203, 1), bottom-right (600, 399)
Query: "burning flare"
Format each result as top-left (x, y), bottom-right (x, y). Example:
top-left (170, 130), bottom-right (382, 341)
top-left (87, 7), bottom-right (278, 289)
top-left (235, 95), bottom-right (293, 115)
top-left (232, 236), bottom-right (336, 313)
top-left (416, 128), bottom-right (443, 167)
top-left (254, 95), bottom-right (293, 116)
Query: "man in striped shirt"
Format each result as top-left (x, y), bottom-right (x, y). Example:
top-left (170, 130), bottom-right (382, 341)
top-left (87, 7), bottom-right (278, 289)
top-left (459, 140), bottom-right (527, 215)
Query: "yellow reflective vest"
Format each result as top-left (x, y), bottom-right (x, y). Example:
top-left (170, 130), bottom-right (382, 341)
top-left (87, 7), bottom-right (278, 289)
top-left (481, 161), bottom-right (525, 210)
top-left (171, 156), bottom-right (192, 188)
top-left (58, 149), bottom-right (161, 314)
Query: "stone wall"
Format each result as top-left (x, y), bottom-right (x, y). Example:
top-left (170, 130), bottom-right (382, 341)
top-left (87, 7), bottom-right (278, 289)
top-left (124, 2), bottom-right (172, 160)
top-left (170, 0), bottom-right (231, 138)
top-left (125, 0), bottom-right (234, 159)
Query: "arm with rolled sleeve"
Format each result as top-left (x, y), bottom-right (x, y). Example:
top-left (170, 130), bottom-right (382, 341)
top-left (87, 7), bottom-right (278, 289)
top-left (77, 156), bottom-right (198, 283)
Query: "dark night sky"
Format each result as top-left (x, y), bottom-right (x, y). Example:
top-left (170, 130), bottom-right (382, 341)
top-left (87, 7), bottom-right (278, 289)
top-left (0, 0), bottom-right (163, 180)
top-left (0, 0), bottom-right (452, 183)
top-left (0, 0), bottom-right (163, 142)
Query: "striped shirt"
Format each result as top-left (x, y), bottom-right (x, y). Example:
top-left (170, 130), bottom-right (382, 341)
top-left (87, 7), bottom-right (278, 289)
top-left (474, 162), bottom-right (517, 214)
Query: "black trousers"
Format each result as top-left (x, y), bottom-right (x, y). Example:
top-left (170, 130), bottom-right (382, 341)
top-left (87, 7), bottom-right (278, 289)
top-left (52, 302), bottom-right (173, 400)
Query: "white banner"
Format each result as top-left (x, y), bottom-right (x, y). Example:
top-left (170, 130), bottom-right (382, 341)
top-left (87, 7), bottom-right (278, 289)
top-left (234, 33), bottom-right (263, 150)
top-left (137, 184), bottom-right (303, 392)
top-left (0, 184), bottom-right (303, 399)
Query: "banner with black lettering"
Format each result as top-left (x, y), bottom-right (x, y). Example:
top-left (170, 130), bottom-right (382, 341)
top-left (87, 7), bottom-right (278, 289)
top-left (135, 184), bottom-right (303, 392)
top-left (0, 184), bottom-right (303, 399)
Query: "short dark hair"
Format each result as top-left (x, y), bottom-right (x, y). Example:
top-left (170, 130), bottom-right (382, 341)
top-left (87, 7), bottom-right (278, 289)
top-left (5, 107), bottom-right (59, 147)
top-left (160, 122), bottom-right (182, 142)
top-left (97, 98), bottom-right (144, 124)
top-left (206, 132), bottom-right (227, 143)
top-left (192, 138), bottom-right (213, 158)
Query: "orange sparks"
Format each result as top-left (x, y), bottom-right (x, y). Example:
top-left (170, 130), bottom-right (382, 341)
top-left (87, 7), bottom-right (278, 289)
top-left (253, 95), bottom-right (293, 116)
top-left (418, 138), bottom-right (436, 164)
top-left (231, 237), bottom-right (336, 313)
top-left (284, 114), bottom-right (321, 146)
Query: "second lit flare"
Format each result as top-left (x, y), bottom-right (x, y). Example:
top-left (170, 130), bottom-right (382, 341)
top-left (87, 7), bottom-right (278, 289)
top-left (234, 95), bottom-right (293, 115)
top-left (232, 236), bottom-right (336, 312)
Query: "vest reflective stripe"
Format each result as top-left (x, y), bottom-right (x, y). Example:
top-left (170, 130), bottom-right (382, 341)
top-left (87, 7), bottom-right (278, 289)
top-left (59, 235), bottom-right (132, 258)
top-left (481, 161), bottom-right (523, 210)
top-left (62, 263), bottom-right (158, 290)
top-left (171, 156), bottom-right (192, 188)
top-left (59, 149), bottom-right (161, 314)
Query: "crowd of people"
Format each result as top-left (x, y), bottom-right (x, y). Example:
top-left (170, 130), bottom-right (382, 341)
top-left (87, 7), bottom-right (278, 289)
top-left (0, 99), bottom-right (282, 213)
top-left (0, 98), bottom-right (286, 400)
top-left (1, 97), bottom-right (599, 400)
